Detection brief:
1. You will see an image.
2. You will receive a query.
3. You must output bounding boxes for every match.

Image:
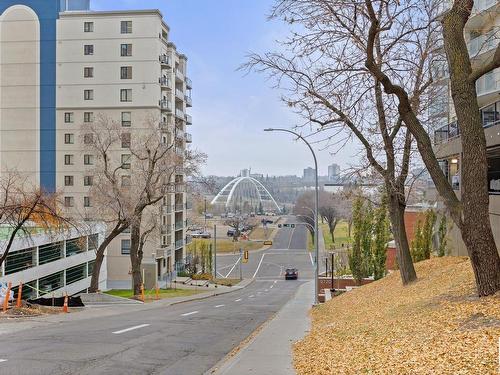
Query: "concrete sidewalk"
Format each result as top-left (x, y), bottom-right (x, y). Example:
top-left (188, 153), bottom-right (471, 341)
top-left (211, 280), bottom-right (313, 375)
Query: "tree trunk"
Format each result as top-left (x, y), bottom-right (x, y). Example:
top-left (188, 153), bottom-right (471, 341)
top-left (442, 5), bottom-right (500, 296)
top-left (330, 228), bottom-right (335, 244)
top-left (89, 228), bottom-right (123, 292)
top-left (387, 194), bottom-right (417, 285)
top-left (130, 217), bottom-right (144, 296)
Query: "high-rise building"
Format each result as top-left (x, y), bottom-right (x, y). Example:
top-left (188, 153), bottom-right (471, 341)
top-left (328, 164), bottom-right (340, 181)
top-left (0, 0), bottom-right (193, 288)
top-left (432, 0), bottom-right (499, 256)
top-left (303, 167), bottom-right (316, 183)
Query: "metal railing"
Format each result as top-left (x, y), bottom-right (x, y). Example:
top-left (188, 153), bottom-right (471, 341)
top-left (160, 100), bottom-right (172, 112)
top-left (175, 108), bottom-right (184, 119)
top-left (159, 54), bottom-right (172, 67)
top-left (185, 96), bottom-right (192, 107)
top-left (185, 133), bottom-right (192, 143)
top-left (159, 76), bottom-right (172, 89)
top-left (185, 114), bottom-right (192, 125)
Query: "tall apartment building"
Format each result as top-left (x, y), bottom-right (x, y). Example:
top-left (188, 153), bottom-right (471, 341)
top-left (0, 0), bottom-right (193, 288)
top-left (303, 167), bottom-right (316, 183)
top-left (432, 0), bottom-right (499, 255)
top-left (328, 163), bottom-right (340, 181)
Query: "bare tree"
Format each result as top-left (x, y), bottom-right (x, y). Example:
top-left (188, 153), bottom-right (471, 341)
top-left (245, 0), bottom-right (442, 283)
top-left (0, 172), bottom-right (72, 268)
top-left (319, 194), bottom-right (341, 244)
top-left (82, 115), bottom-right (204, 294)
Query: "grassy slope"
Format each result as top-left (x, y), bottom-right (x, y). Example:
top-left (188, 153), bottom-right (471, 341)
top-left (105, 288), bottom-right (202, 300)
top-left (321, 220), bottom-right (352, 250)
top-left (294, 257), bottom-right (500, 374)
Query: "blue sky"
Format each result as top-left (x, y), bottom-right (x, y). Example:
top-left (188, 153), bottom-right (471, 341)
top-left (92, 0), bottom-right (356, 177)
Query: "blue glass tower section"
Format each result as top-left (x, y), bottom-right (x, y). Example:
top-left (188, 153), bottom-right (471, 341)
top-left (0, 0), bottom-right (60, 192)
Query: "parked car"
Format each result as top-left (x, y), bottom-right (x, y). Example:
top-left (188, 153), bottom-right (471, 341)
top-left (191, 231), bottom-right (211, 239)
top-left (285, 268), bottom-right (298, 280)
top-left (227, 228), bottom-right (236, 237)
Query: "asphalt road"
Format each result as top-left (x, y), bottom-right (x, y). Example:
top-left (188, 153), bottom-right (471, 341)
top-left (0, 216), bottom-right (312, 375)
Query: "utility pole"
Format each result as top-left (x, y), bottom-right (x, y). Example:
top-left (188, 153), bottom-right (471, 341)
top-left (239, 247), bottom-right (243, 281)
top-left (331, 252), bottom-right (335, 291)
top-left (204, 197), bottom-right (207, 231)
top-left (213, 224), bottom-right (217, 279)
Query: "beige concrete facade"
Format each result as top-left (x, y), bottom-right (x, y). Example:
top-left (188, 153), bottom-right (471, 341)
top-left (432, 0), bottom-right (500, 256)
top-left (0, 4), bottom-right (193, 289)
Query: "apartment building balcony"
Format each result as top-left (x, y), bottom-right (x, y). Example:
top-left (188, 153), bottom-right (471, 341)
top-left (159, 54), bottom-right (172, 69)
top-left (186, 77), bottom-right (192, 89)
top-left (175, 68), bottom-right (185, 81)
top-left (159, 76), bottom-right (173, 90)
top-left (185, 114), bottom-right (192, 125)
top-left (162, 204), bottom-right (173, 215)
top-left (175, 108), bottom-right (185, 120)
top-left (175, 221), bottom-right (184, 231)
top-left (468, 31), bottom-right (498, 57)
top-left (175, 88), bottom-right (184, 101)
top-left (175, 203), bottom-right (184, 212)
top-left (175, 147), bottom-right (185, 157)
top-left (185, 95), bottom-right (192, 107)
top-left (467, 0), bottom-right (500, 30)
top-left (476, 69), bottom-right (500, 100)
top-left (160, 100), bottom-right (173, 112)
top-left (175, 183), bottom-right (186, 193)
top-left (185, 235), bottom-right (192, 245)
top-left (160, 224), bottom-right (172, 235)
top-left (175, 129), bottom-right (185, 142)
top-left (175, 239), bottom-right (184, 249)
top-left (175, 166), bottom-right (184, 175)
top-left (159, 117), bottom-right (173, 131)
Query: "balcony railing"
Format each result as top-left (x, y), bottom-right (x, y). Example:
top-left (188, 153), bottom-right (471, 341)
top-left (186, 77), bottom-right (192, 89)
top-left (160, 100), bottom-right (172, 112)
top-left (175, 88), bottom-right (184, 100)
top-left (175, 130), bottom-right (184, 141)
top-left (468, 32), bottom-right (498, 57)
top-left (175, 203), bottom-right (184, 211)
top-left (175, 166), bottom-right (184, 174)
top-left (159, 76), bottom-right (172, 89)
top-left (185, 133), bottom-right (192, 143)
top-left (185, 114), bottom-right (193, 125)
top-left (476, 70), bottom-right (500, 96)
top-left (175, 108), bottom-right (185, 119)
top-left (175, 239), bottom-right (184, 249)
top-left (162, 205), bottom-right (172, 215)
top-left (434, 121), bottom-right (460, 144)
top-left (159, 54), bottom-right (172, 68)
top-left (185, 96), bottom-right (192, 107)
top-left (175, 68), bottom-right (184, 81)
top-left (175, 148), bottom-right (184, 157)
top-left (472, 0), bottom-right (498, 14)
top-left (175, 221), bottom-right (184, 231)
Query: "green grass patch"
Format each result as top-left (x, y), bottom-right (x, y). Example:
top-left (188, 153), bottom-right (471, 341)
top-left (188, 238), bottom-right (263, 253)
top-left (321, 221), bottom-right (352, 250)
top-left (213, 278), bottom-right (241, 287)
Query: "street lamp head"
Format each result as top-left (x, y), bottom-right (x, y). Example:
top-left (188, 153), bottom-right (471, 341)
top-left (263, 128), bottom-right (275, 132)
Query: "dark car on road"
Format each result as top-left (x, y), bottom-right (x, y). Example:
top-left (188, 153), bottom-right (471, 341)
top-left (285, 268), bottom-right (298, 280)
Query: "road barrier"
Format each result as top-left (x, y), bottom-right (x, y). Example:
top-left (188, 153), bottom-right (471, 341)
top-left (16, 282), bottom-right (23, 308)
top-left (2, 282), bottom-right (11, 312)
top-left (62, 293), bottom-right (69, 313)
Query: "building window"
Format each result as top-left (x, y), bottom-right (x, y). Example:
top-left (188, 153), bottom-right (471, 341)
top-left (84, 22), bottom-right (94, 32)
top-left (84, 90), bottom-right (94, 100)
top-left (84, 196), bottom-right (91, 207)
top-left (121, 239), bottom-right (131, 255)
top-left (121, 154), bottom-right (131, 169)
top-left (84, 44), bottom-right (94, 55)
top-left (121, 175), bottom-right (131, 187)
top-left (64, 154), bottom-right (74, 165)
top-left (64, 112), bottom-right (74, 123)
top-left (84, 176), bottom-right (93, 186)
top-left (64, 197), bottom-right (75, 207)
top-left (84, 154), bottom-right (94, 165)
top-left (64, 176), bottom-right (74, 186)
top-left (64, 133), bottom-right (74, 144)
top-left (84, 112), bottom-right (94, 123)
top-left (120, 44), bottom-right (132, 57)
top-left (84, 133), bottom-right (94, 145)
top-left (120, 89), bottom-right (132, 102)
top-left (121, 133), bottom-right (131, 148)
top-left (84, 67), bottom-right (94, 78)
top-left (121, 21), bottom-right (132, 34)
top-left (120, 66), bottom-right (132, 79)
top-left (121, 112), bottom-right (131, 127)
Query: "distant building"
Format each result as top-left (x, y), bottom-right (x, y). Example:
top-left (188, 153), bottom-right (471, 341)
top-left (303, 167), bottom-right (316, 183)
top-left (328, 164), bottom-right (341, 181)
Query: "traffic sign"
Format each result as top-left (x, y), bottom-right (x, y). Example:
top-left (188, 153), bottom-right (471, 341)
top-left (263, 241), bottom-right (273, 246)
top-left (242, 250), bottom-right (249, 263)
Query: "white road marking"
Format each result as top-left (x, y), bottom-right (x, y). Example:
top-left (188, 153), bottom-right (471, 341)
top-left (249, 295), bottom-right (255, 298)
top-left (112, 324), bottom-right (150, 334)
top-left (225, 257), bottom-right (241, 278)
top-left (0, 359), bottom-right (7, 363)
top-left (235, 298), bottom-right (242, 302)
top-left (309, 252), bottom-right (314, 267)
top-left (270, 285), bottom-right (274, 289)
top-left (257, 291), bottom-right (262, 294)
top-left (215, 304), bottom-right (225, 308)
top-left (216, 271), bottom-right (226, 278)
top-left (274, 280), bottom-right (278, 284)
top-left (265, 289), bottom-right (268, 292)
top-left (252, 253), bottom-right (266, 278)
top-left (287, 226), bottom-right (296, 249)
top-left (181, 311), bottom-right (199, 317)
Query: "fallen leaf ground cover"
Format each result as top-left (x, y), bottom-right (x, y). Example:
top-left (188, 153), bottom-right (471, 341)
top-left (294, 257), bottom-right (500, 374)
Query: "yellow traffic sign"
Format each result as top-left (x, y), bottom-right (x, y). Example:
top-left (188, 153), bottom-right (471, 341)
top-left (264, 241), bottom-right (273, 246)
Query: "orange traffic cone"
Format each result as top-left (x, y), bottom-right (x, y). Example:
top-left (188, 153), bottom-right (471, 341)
top-left (140, 284), bottom-right (145, 302)
top-left (16, 282), bottom-right (23, 308)
top-left (3, 282), bottom-right (12, 312)
top-left (155, 284), bottom-right (159, 300)
top-left (62, 293), bottom-right (69, 313)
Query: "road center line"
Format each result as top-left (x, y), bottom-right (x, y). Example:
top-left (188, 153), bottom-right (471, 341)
top-left (181, 311), bottom-right (199, 317)
top-left (235, 298), bottom-right (242, 302)
top-left (112, 324), bottom-right (150, 334)
top-left (249, 295), bottom-right (255, 298)
top-left (215, 304), bottom-right (225, 308)
top-left (309, 252), bottom-right (314, 267)
top-left (265, 289), bottom-right (268, 292)
top-left (0, 359), bottom-right (7, 363)
top-left (252, 253), bottom-right (266, 278)
top-left (270, 285), bottom-right (274, 289)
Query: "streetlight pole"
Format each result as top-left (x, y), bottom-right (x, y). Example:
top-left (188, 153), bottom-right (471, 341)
top-left (264, 128), bottom-right (320, 305)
